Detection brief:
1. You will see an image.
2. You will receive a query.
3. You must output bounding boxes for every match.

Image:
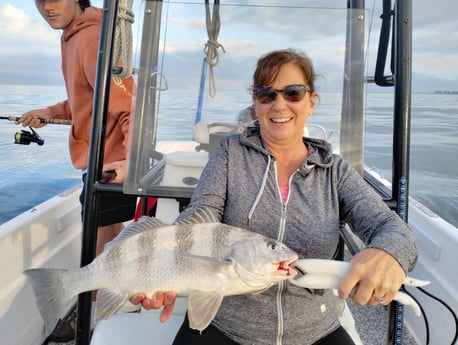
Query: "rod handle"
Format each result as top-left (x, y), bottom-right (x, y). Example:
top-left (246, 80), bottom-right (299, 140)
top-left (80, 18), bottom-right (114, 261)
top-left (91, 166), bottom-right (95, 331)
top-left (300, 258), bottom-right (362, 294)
top-left (2, 116), bottom-right (71, 125)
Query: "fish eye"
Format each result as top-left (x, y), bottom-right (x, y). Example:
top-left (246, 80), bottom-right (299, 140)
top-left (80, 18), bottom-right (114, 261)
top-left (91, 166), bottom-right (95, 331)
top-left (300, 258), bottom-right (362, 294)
top-left (268, 241), bottom-right (278, 250)
top-left (224, 256), bottom-right (234, 263)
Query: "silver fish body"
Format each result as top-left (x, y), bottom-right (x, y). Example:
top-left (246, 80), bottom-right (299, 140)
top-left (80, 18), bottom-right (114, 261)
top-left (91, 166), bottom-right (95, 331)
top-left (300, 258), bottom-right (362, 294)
top-left (24, 214), bottom-right (298, 335)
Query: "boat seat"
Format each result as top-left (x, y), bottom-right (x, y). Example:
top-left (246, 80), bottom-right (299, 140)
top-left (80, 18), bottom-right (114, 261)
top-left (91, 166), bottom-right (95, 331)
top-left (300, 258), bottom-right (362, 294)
top-left (153, 150), bottom-right (208, 223)
top-left (90, 298), bottom-right (188, 345)
top-left (193, 120), bottom-right (242, 152)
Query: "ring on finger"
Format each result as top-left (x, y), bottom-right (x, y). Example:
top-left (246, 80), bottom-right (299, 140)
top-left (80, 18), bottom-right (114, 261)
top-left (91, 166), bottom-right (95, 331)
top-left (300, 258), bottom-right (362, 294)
top-left (374, 296), bottom-right (385, 304)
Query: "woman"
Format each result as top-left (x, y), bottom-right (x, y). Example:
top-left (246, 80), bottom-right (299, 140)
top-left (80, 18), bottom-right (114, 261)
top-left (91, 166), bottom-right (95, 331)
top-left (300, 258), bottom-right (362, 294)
top-left (133, 49), bottom-right (418, 345)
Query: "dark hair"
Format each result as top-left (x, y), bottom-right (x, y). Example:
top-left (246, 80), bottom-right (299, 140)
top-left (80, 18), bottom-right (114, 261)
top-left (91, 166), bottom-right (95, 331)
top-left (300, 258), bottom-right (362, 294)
top-left (251, 48), bottom-right (317, 95)
top-left (79, 0), bottom-right (91, 11)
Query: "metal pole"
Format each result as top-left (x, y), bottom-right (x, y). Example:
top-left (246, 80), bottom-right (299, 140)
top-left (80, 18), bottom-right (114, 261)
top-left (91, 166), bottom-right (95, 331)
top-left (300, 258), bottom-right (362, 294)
top-left (340, 0), bottom-right (365, 175)
top-left (124, 0), bottom-right (163, 194)
top-left (387, 1), bottom-right (412, 344)
top-left (75, 0), bottom-right (120, 344)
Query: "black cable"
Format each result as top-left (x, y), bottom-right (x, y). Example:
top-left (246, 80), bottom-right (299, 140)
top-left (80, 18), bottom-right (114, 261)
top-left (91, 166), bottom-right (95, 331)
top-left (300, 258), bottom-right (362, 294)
top-left (418, 286), bottom-right (458, 345)
top-left (403, 286), bottom-right (458, 345)
top-left (402, 287), bottom-right (430, 344)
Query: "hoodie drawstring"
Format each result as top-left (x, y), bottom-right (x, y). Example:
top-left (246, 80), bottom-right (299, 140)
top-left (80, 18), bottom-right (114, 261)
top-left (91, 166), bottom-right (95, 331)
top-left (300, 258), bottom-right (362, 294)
top-left (247, 155), bottom-right (271, 225)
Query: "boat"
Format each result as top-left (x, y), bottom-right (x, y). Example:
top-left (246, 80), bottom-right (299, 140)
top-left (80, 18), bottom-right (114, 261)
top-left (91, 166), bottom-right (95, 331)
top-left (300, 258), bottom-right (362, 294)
top-left (1, 1), bottom-right (457, 345)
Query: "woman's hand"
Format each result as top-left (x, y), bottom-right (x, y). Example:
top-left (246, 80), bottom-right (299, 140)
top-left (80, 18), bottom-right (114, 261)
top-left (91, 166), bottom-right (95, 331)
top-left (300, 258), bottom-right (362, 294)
top-left (130, 291), bottom-right (177, 322)
top-left (338, 248), bottom-right (406, 306)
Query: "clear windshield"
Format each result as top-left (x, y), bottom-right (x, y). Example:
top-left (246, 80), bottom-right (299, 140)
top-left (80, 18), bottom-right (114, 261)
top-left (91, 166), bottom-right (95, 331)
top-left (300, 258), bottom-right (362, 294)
top-left (124, 1), bottom-right (368, 195)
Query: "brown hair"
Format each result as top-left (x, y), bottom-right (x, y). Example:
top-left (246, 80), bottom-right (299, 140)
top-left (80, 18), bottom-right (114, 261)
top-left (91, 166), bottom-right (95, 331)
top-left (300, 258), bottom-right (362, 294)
top-left (79, 0), bottom-right (91, 11)
top-left (251, 49), bottom-right (317, 95)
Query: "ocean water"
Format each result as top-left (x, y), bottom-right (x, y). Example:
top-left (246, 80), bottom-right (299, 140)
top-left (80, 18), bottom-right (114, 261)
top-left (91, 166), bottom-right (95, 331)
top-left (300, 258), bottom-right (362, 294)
top-left (365, 91), bottom-right (458, 229)
top-left (0, 85), bottom-right (81, 223)
top-left (0, 84), bottom-right (456, 229)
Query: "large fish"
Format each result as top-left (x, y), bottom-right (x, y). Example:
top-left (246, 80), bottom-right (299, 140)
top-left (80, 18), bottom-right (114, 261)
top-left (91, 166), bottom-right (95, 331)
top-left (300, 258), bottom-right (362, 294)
top-left (24, 209), bottom-right (298, 336)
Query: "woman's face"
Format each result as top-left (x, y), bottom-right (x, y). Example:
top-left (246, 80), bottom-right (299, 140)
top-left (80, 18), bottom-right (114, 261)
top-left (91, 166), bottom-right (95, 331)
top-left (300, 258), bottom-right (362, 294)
top-left (253, 63), bottom-right (316, 147)
top-left (35, 0), bottom-right (82, 30)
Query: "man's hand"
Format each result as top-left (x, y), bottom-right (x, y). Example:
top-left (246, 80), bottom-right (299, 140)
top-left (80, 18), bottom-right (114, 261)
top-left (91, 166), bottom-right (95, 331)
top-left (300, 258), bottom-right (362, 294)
top-left (102, 160), bottom-right (127, 183)
top-left (16, 109), bottom-right (51, 128)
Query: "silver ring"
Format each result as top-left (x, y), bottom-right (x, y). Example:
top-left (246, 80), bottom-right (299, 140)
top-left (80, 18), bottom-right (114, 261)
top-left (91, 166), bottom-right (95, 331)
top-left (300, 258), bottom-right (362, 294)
top-left (374, 296), bottom-right (385, 304)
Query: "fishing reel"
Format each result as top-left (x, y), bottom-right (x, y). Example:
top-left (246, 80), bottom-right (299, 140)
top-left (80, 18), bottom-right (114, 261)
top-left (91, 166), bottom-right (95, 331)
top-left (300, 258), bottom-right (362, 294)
top-left (14, 127), bottom-right (44, 146)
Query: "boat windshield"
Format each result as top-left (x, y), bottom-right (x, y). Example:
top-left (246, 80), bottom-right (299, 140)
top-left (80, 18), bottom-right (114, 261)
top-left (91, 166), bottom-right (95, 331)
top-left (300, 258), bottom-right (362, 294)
top-left (124, 1), bottom-right (368, 196)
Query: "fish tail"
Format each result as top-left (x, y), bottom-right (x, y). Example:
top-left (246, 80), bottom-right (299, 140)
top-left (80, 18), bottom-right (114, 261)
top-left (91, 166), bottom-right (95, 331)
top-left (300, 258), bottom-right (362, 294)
top-left (24, 268), bottom-right (76, 336)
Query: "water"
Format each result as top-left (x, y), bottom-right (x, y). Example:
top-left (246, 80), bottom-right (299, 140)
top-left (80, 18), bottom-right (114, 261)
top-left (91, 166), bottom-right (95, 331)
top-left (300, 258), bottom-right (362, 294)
top-left (0, 84), bottom-right (457, 230)
top-left (364, 91), bottom-right (458, 228)
top-left (0, 85), bottom-right (81, 223)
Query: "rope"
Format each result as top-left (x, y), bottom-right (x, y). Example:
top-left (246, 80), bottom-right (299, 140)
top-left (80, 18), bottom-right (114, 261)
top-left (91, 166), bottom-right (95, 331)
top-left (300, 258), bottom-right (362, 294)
top-left (204, 0), bottom-right (225, 97)
top-left (113, 0), bottom-right (135, 79)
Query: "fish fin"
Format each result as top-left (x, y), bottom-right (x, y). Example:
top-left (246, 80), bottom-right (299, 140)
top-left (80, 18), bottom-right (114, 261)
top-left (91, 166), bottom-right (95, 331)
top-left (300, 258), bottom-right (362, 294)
top-left (174, 206), bottom-right (220, 225)
top-left (187, 292), bottom-right (224, 332)
top-left (95, 289), bottom-right (130, 321)
top-left (107, 216), bottom-right (169, 247)
top-left (23, 268), bottom-right (76, 337)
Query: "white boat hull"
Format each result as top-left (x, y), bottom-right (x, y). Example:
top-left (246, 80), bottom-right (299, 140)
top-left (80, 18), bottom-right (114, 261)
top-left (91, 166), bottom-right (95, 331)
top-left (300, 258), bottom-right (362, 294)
top-left (404, 199), bottom-right (458, 344)
top-left (0, 184), bottom-right (82, 345)
top-left (365, 168), bottom-right (458, 345)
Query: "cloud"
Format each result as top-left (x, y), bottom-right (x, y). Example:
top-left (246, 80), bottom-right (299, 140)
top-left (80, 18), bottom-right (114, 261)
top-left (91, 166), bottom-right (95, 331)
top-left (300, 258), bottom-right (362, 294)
top-left (1, 1), bottom-right (457, 91)
top-left (149, 2), bottom-right (351, 91)
top-left (414, 51), bottom-right (458, 81)
top-left (411, 1), bottom-right (458, 83)
top-left (0, 4), bottom-right (62, 84)
top-left (0, 5), bottom-right (60, 56)
top-left (412, 30), bottom-right (458, 81)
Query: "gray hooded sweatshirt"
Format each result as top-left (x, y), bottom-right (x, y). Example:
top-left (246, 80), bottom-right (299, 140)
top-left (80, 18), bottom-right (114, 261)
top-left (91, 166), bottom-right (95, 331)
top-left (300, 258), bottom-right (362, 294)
top-left (176, 125), bottom-right (418, 345)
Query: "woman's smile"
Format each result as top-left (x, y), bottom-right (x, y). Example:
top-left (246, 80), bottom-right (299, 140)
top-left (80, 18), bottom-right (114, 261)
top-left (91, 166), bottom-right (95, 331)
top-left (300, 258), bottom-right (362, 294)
top-left (270, 117), bottom-right (293, 123)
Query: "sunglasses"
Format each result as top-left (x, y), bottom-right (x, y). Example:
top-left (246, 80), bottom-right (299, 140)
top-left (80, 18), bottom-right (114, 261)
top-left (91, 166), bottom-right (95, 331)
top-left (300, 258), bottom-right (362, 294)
top-left (255, 84), bottom-right (310, 104)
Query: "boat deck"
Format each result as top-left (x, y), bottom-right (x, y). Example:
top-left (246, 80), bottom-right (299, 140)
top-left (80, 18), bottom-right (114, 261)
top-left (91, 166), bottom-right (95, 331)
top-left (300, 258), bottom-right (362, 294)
top-left (348, 300), bottom-right (418, 345)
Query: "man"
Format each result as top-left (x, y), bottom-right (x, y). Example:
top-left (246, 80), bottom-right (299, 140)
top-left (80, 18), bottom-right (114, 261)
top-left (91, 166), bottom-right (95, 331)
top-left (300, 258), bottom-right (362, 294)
top-left (19, 1), bottom-right (137, 340)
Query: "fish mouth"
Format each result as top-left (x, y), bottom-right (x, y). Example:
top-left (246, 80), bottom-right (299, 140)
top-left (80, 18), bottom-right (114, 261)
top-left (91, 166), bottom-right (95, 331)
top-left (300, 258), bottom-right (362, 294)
top-left (276, 257), bottom-right (298, 277)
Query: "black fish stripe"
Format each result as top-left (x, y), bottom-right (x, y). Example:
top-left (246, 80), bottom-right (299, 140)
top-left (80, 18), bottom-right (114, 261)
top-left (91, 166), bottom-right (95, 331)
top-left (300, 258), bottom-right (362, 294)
top-left (175, 224), bottom-right (194, 274)
top-left (138, 226), bottom-right (158, 279)
top-left (104, 241), bottom-right (125, 276)
top-left (211, 223), bottom-right (232, 259)
top-left (102, 225), bottom-right (158, 282)
top-left (138, 229), bottom-right (157, 253)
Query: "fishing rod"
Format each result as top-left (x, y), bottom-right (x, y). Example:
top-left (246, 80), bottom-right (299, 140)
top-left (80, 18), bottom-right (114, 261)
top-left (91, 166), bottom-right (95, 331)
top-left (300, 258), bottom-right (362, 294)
top-left (1, 116), bottom-right (71, 146)
top-left (0, 116), bottom-right (72, 125)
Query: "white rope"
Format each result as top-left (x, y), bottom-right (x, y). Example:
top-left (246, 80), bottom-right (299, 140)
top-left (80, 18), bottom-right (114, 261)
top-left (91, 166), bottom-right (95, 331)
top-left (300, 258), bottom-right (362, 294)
top-left (204, 0), bottom-right (225, 97)
top-left (113, 0), bottom-right (135, 79)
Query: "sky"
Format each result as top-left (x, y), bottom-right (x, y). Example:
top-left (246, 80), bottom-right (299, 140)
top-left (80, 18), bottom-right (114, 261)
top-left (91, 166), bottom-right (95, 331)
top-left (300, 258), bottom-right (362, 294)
top-left (0, 0), bottom-right (457, 92)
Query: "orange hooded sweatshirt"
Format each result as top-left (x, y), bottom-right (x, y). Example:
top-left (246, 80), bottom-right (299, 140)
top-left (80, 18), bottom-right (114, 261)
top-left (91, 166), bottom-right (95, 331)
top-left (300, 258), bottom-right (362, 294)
top-left (47, 7), bottom-right (134, 170)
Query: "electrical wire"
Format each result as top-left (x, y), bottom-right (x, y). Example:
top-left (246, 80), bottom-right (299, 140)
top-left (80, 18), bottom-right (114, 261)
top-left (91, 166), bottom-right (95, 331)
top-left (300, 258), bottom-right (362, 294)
top-left (403, 286), bottom-right (458, 345)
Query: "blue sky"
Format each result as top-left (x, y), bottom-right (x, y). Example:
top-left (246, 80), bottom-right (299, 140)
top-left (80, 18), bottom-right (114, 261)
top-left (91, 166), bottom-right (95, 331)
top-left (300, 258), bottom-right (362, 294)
top-left (0, 0), bottom-right (457, 92)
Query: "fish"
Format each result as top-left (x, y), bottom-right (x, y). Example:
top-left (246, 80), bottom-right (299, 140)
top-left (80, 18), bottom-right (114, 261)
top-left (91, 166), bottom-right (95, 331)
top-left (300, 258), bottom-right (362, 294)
top-left (24, 208), bottom-right (298, 336)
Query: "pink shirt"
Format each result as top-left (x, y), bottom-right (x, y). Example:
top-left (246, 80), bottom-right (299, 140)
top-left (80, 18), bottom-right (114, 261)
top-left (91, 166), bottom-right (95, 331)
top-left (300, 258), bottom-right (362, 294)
top-left (280, 186), bottom-right (289, 202)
